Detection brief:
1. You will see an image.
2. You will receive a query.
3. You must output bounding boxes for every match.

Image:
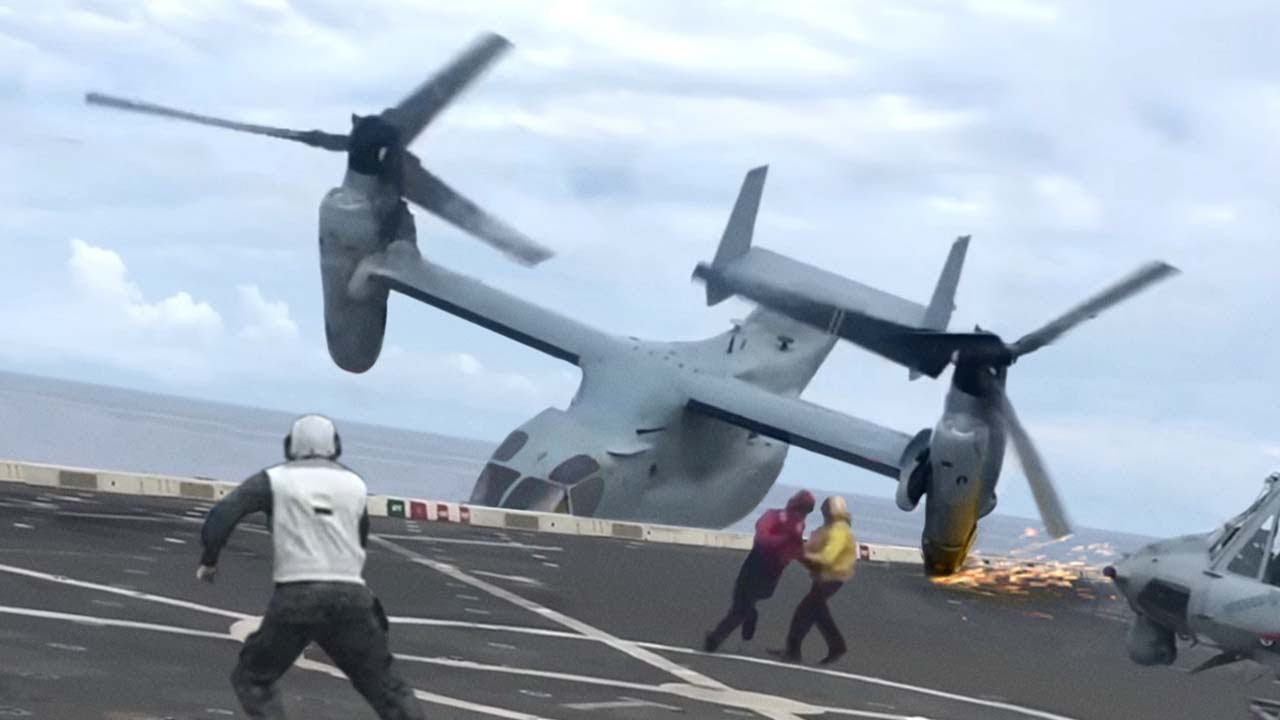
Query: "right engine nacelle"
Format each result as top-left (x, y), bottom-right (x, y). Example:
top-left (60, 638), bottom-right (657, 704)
top-left (318, 184), bottom-right (393, 374)
top-left (1126, 614), bottom-right (1177, 666)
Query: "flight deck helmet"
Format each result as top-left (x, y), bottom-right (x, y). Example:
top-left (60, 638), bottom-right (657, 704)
top-left (284, 414), bottom-right (342, 461)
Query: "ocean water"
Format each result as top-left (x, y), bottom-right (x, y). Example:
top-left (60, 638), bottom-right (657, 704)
top-left (0, 369), bottom-right (1154, 563)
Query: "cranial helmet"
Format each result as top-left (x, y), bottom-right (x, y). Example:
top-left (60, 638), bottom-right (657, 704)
top-left (786, 489), bottom-right (816, 514)
top-left (284, 414), bottom-right (342, 461)
top-left (822, 495), bottom-right (850, 523)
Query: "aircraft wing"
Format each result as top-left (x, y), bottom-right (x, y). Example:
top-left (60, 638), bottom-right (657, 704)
top-left (683, 373), bottom-right (914, 479)
top-left (355, 240), bottom-right (613, 366)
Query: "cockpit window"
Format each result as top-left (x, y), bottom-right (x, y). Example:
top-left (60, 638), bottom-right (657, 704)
top-left (569, 476), bottom-right (604, 516)
top-left (1228, 512), bottom-right (1276, 579)
top-left (491, 431), bottom-right (529, 462)
top-left (549, 454), bottom-right (600, 486)
top-left (471, 463), bottom-right (521, 506)
top-left (502, 477), bottom-right (564, 512)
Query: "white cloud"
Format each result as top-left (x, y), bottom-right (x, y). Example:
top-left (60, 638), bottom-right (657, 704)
top-left (1187, 203), bottom-right (1238, 225)
top-left (927, 196), bottom-right (987, 216)
top-left (68, 238), bottom-right (223, 343)
top-left (1032, 175), bottom-right (1103, 229)
top-left (237, 284), bottom-right (299, 342)
top-left (967, 0), bottom-right (1060, 24)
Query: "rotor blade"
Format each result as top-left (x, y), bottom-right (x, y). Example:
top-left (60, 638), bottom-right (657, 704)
top-left (401, 155), bottom-right (553, 267)
top-left (996, 389), bottom-right (1073, 539)
top-left (381, 32), bottom-right (512, 146)
top-left (1009, 261), bottom-right (1179, 357)
top-left (85, 92), bottom-right (349, 151)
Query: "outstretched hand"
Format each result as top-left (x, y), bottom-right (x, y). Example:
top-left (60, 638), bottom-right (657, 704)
top-left (196, 564), bottom-right (217, 584)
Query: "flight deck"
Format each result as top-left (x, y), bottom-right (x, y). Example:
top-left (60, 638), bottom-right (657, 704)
top-left (0, 479), bottom-right (1272, 720)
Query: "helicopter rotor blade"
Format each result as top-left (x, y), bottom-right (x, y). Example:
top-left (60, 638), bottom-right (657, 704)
top-left (84, 92), bottom-right (349, 151)
top-left (1009, 261), bottom-right (1179, 358)
top-left (401, 153), bottom-right (553, 267)
top-left (996, 388), bottom-right (1073, 539)
top-left (381, 32), bottom-right (512, 146)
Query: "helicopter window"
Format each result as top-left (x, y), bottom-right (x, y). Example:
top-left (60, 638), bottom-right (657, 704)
top-left (1227, 522), bottom-right (1274, 579)
top-left (501, 477), bottom-right (565, 512)
top-left (569, 476), bottom-right (605, 516)
top-left (549, 455), bottom-right (600, 486)
top-left (491, 431), bottom-right (529, 462)
top-left (472, 463), bottom-right (521, 506)
top-left (1264, 512), bottom-right (1280, 586)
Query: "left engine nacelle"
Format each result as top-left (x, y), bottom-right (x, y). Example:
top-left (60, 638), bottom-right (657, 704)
top-left (318, 185), bottom-right (392, 374)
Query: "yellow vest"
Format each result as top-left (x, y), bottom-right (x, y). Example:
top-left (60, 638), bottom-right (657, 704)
top-left (804, 520), bottom-right (856, 582)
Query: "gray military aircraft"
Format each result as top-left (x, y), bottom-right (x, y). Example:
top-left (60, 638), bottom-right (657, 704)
top-left (86, 32), bottom-right (554, 374)
top-left (693, 229), bottom-right (1178, 575)
top-left (1105, 472), bottom-right (1280, 678)
top-left (80, 62), bottom-right (970, 544)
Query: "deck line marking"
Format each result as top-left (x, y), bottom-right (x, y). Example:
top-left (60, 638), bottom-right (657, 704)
top-left (385, 615), bottom-right (1079, 720)
top-left (0, 604), bottom-right (233, 641)
top-left (395, 654), bottom-right (928, 720)
top-left (371, 537), bottom-right (740, 696)
top-left (376, 534), bottom-right (563, 552)
top-left (0, 561), bottom-right (250, 620)
top-left (228, 618), bottom-right (558, 720)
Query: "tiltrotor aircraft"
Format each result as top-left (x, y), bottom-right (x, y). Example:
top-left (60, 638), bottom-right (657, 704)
top-left (692, 236), bottom-right (1177, 574)
top-left (1105, 472), bottom-right (1280, 677)
top-left (84, 30), bottom-right (1169, 578)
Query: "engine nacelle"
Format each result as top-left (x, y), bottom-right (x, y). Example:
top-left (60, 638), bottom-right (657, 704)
top-left (896, 428), bottom-right (933, 511)
top-left (1126, 614), bottom-right (1177, 666)
top-left (318, 182), bottom-right (395, 374)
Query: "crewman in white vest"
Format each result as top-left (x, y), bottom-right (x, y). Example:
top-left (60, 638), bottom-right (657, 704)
top-left (196, 414), bottom-right (424, 720)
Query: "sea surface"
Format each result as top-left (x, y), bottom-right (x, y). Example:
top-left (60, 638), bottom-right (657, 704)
top-left (0, 369), bottom-right (1155, 564)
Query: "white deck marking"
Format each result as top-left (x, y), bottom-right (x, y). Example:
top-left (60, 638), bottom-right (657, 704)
top-left (564, 697), bottom-right (682, 711)
top-left (0, 561), bottom-right (250, 620)
top-left (58, 512), bottom-right (197, 523)
top-left (372, 537), bottom-right (807, 720)
top-left (0, 604), bottom-right (233, 641)
top-left (383, 615), bottom-right (1081, 720)
top-left (472, 570), bottom-right (546, 587)
top-left (13, 523), bottom-right (34, 529)
top-left (377, 534), bottom-right (563, 552)
top-left (373, 537), bottom-right (729, 693)
top-left (395, 654), bottom-right (926, 720)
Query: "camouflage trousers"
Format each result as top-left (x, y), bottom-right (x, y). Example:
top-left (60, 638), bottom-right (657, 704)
top-left (231, 582), bottom-right (424, 720)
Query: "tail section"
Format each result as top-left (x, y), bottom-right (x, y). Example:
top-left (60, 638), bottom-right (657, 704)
top-left (699, 165), bottom-right (768, 305)
top-left (910, 235), bottom-right (970, 380)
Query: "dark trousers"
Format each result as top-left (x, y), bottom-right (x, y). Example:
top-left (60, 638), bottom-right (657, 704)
top-left (709, 548), bottom-right (779, 645)
top-left (785, 580), bottom-right (846, 657)
top-left (231, 582), bottom-right (424, 720)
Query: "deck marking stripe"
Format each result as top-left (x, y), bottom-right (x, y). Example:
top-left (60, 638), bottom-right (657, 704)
top-left (384, 615), bottom-right (1080, 720)
top-left (0, 561), bottom-right (250, 620)
top-left (371, 537), bottom-right (736, 693)
top-left (0, 605), bottom-right (232, 640)
top-left (395, 654), bottom-right (929, 720)
top-left (376, 534), bottom-right (563, 552)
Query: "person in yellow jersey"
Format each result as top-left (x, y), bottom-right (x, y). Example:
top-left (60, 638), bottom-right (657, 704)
top-left (770, 495), bottom-right (855, 665)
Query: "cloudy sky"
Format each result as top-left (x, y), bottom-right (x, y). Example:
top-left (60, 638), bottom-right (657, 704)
top-left (1, 0), bottom-right (1277, 538)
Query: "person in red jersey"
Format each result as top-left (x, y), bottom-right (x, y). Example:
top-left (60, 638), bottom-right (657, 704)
top-left (704, 489), bottom-right (816, 653)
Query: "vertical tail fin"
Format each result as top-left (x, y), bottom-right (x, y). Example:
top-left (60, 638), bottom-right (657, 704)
top-left (703, 165), bottom-right (768, 305)
top-left (909, 235), bottom-right (970, 380)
